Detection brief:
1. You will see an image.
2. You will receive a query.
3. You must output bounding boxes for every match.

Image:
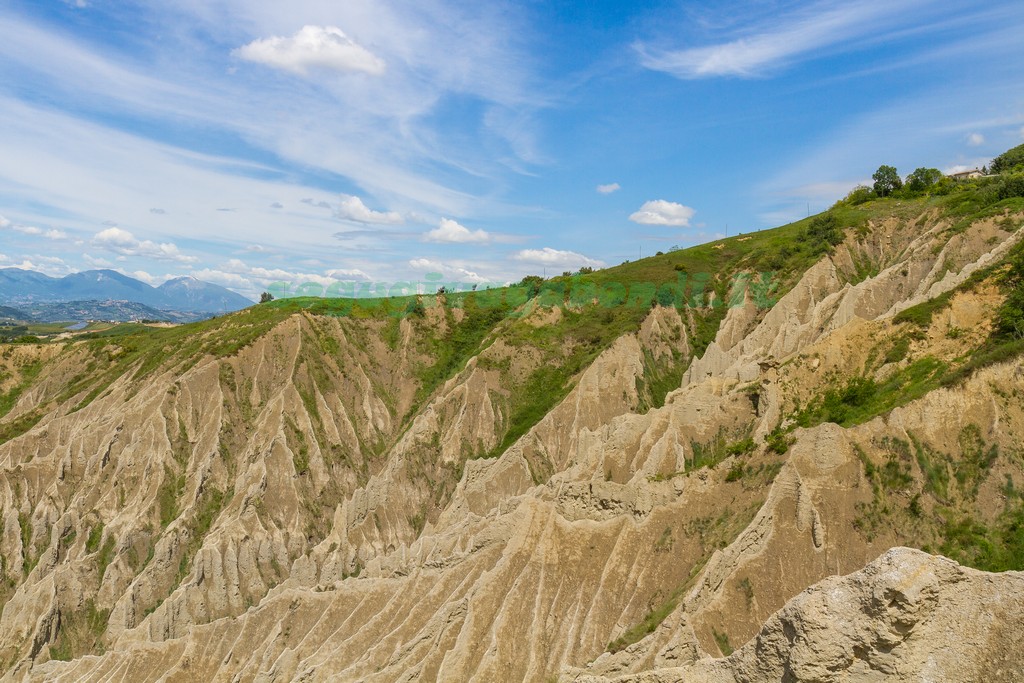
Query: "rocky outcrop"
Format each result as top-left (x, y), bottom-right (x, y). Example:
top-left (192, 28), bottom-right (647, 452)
top-left (573, 547), bottom-right (1024, 683)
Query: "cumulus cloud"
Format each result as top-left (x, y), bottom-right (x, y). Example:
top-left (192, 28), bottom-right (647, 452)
top-left (325, 268), bottom-right (371, 280)
top-left (190, 268), bottom-right (252, 290)
top-left (149, 207), bottom-right (166, 214)
top-left (408, 257), bottom-right (488, 284)
top-left (512, 247), bottom-right (604, 270)
top-left (423, 217), bottom-right (490, 243)
top-left (118, 269), bottom-right (174, 286)
top-left (628, 200), bottom-right (696, 227)
top-left (0, 254), bottom-right (8, 263)
top-left (596, 183), bottom-right (621, 194)
top-left (7, 255), bottom-right (70, 276)
top-left (0, 215), bottom-right (9, 229)
top-left (83, 253), bottom-right (113, 268)
top-left (967, 132), bottom-right (985, 146)
top-left (197, 258), bottom-right (372, 297)
top-left (42, 228), bottom-right (68, 240)
top-left (235, 25), bottom-right (386, 77)
top-left (92, 227), bottom-right (197, 263)
top-left (944, 162), bottom-right (988, 175)
top-left (270, 202), bottom-right (284, 209)
top-left (335, 194), bottom-right (403, 224)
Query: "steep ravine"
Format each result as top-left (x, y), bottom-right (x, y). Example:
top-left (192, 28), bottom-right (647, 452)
top-left (0, 203), bottom-right (1022, 681)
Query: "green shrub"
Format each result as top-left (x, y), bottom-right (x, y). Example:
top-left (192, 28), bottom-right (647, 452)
top-left (85, 523), bottom-right (104, 553)
top-left (726, 438), bottom-right (755, 456)
top-left (995, 173), bottom-right (1024, 201)
top-left (884, 336), bottom-right (911, 364)
top-left (725, 462), bottom-right (747, 482)
top-left (804, 212), bottom-right (843, 249)
top-left (766, 428), bottom-right (792, 455)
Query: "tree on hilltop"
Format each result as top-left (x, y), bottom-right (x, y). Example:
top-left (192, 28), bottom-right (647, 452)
top-left (872, 165), bottom-right (903, 197)
top-left (905, 167), bottom-right (943, 194)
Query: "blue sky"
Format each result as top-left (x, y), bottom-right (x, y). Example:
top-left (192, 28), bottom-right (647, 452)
top-left (1, 0), bottom-right (1023, 299)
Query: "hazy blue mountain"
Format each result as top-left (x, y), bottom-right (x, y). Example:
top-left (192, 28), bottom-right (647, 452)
top-left (0, 305), bottom-right (27, 321)
top-left (156, 276), bottom-right (253, 313)
top-left (55, 270), bottom-right (161, 306)
top-left (0, 268), bottom-right (253, 316)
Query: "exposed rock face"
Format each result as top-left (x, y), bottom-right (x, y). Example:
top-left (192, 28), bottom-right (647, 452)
top-left (574, 547), bottom-right (1024, 683)
top-left (1, 207), bottom-right (1023, 681)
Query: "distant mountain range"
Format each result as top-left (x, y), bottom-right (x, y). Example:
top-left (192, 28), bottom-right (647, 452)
top-left (0, 269), bottom-right (253, 322)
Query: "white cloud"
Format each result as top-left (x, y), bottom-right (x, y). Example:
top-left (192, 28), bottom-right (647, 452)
top-left (335, 194), bottom-right (404, 225)
top-left (423, 217), bottom-right (490, 243)
top-left (408, 258), bottom-right (439, 271)
top-left (638, 1), bottom-right (907, 79)
top-left (512, 248), bottom-right (604, 270)
top-left (92, 227), bottom-right (197, 263)
top-left (325, 268), bottom-right (371, 280)
top-left (629, 200), bottom-right (696, 227)
top-left (235, 25), bottom-right (386, 77)
top-left (596, 183), bottom-right (621, 194)
top-left (198, 258), bottom-right (373, 298)
top-left (967, 132), bottom-right (985, 146)
top-left (408, 257), bottom-right (489, 284)
top-left (191, 268), bottom-right (252, 290)
top-left (7, 255), bottom-right (70, 277)
top-left (1020, 126), bottom-right (1024, 141)
top-left (0, 216), bottom-right (68, 240)
top-left (82, 253), bottom-right (113, 268)
top-left (118, 269), bottom-right (175, 286)
top-left (943, 163), bottom-right (988, 174)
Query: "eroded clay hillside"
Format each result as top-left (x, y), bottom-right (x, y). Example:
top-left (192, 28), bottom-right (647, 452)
top-left (1, 188), bottom-right (1023, 681)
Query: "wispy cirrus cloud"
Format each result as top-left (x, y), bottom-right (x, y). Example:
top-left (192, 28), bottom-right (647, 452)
top-left (637, 0), bottom-right (922, 79)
